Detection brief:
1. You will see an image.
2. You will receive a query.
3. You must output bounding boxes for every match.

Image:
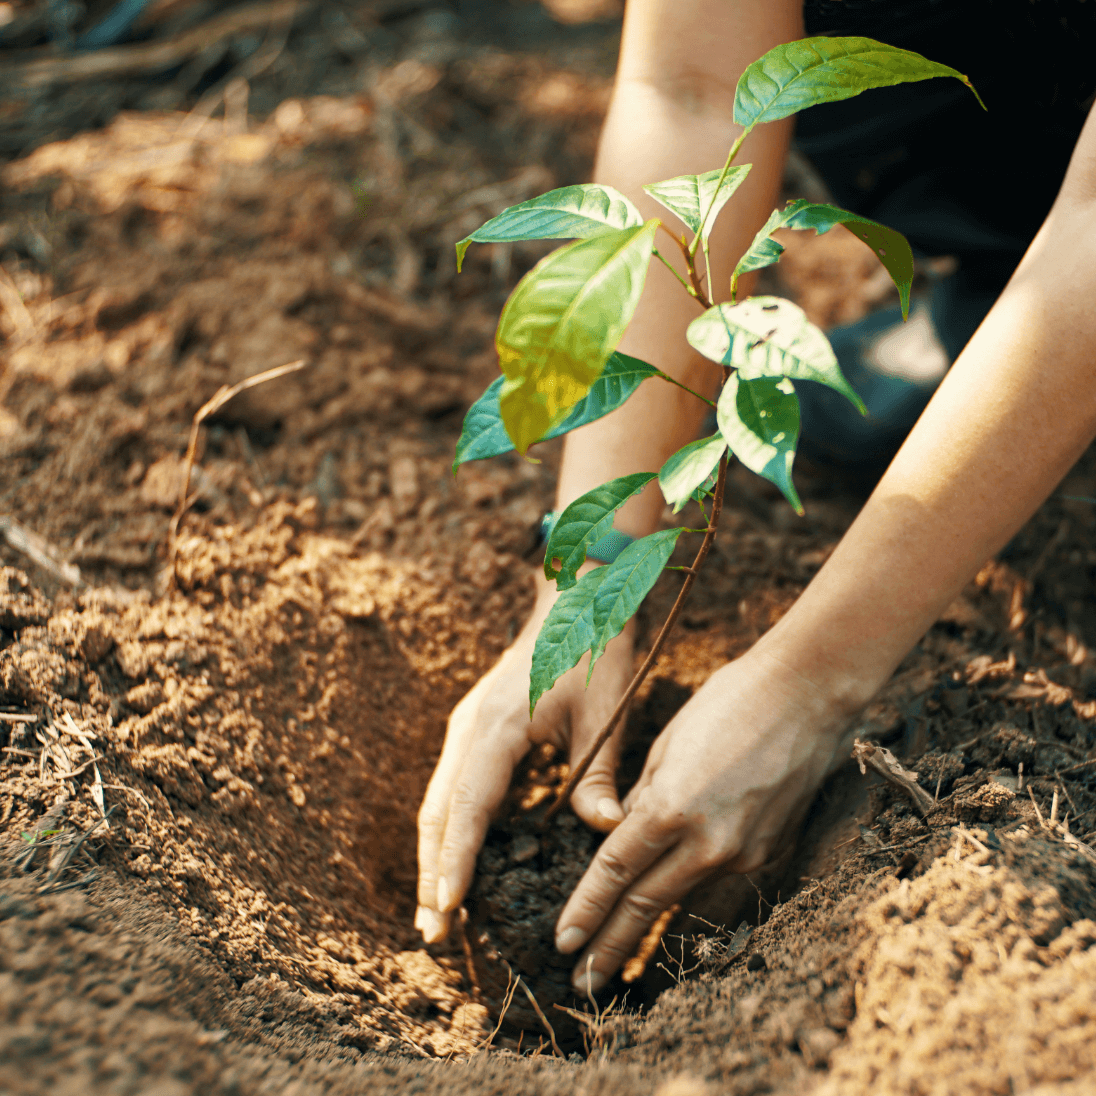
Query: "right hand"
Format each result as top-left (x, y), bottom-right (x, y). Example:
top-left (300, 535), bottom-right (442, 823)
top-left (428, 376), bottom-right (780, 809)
top-left (415, 567), bottom-right (635, 943)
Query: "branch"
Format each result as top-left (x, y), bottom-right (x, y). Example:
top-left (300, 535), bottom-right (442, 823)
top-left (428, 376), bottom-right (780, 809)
top-left (546, 454), bottom-right (730, 821)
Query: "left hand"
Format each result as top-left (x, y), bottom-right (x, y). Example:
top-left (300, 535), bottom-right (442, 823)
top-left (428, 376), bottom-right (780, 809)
top-left (552, 643), bottom-right (856, 993)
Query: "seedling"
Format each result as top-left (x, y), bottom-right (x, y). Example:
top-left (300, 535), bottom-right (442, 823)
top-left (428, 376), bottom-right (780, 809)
top-left (453, 38), bottom-right (983, 811)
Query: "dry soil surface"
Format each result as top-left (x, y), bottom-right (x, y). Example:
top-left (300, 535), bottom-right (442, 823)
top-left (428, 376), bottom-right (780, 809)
top-left (4, 3), bottom-right (1096, 1094)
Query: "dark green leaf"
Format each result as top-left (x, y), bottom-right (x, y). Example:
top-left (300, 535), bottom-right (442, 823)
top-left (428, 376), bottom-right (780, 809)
top-left (529, 528), bottom-right (684, 713)
top-left (733, 36), bottom-right (984, 129)
top-left (687, 297), bottom-right (863, 413)
top-left (733, 200), bottom-right (915, 318)
top-left (717, 373), bottom-right (803, 514)
top-left (544, 472), bottom-right (656, 589)
top-left (586, 529), bottom-right (685, 679)
top-left (497, 221), bottom-right (659, 454)
top-left (452, 352), bottom-right (660, 470)
top-left (659, 435), bottom-right (728, 513)
top-left (643, 165), bottom-right (752, 239)
top-left (529, 566), bottom-right (611, 716)
top-left (456, 185), bottom-right (644, 272)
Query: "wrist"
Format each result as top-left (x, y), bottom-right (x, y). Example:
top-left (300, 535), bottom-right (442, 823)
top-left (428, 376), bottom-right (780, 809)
top-left (751, 620), bottom-right (892, 728)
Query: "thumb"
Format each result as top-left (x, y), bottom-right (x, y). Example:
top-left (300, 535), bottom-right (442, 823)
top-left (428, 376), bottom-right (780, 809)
top-left (568, 740), bottom-right (624, 833)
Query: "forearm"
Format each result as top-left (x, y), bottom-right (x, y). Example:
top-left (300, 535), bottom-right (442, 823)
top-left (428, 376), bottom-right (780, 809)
top-left (554, 0), bottom-right (802, 538)
top-left (762, 117), bottom-right (1096, 714)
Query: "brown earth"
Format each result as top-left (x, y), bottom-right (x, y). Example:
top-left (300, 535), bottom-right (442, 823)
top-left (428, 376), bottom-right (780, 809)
top-left (3, 2), bottom-right (1096, 1093)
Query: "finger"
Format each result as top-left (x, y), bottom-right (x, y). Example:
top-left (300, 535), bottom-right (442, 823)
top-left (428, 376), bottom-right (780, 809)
top-left (566, 638), bottom-right (634, 832)
top-left (417, 674), bottom-right (496, 910)
top-left (554, 804), bottom-right (678, 957)
top-left (621, 727), bottom-right (670, 814)
top-left (568, 720), bottom-right (625, 833)
top-left (435, 732), bottom-right (529, 914)
top-left (570, 843), bottom-right (713, 994)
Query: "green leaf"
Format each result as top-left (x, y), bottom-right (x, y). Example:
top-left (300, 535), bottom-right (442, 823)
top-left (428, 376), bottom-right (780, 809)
top-left (497, 221), bottom-right (659, 455)
top-left (456, 185), bottom-right (645, 272)
top-left (643, 165), bottom-right (752, 239)
top-left (733, 36), bottom-right (985, 130)
top-left (733, 200), bottom-right (915, 318)
top-left (529, 565), bottom-right (612, 716)
top-left (717, 373), bottom-right (803, 514)
top-left (586, 529), bottom-right (685, 680)
top-left (687, 297), bottom-right (863, 413)
top-left (544, 472), bottom-right (656, 589)
top-left (733, 206), bottom-right (788, 279)
top-left (658, 435), bottom-right (728, 514)
top-left (529, 527), bottom-right (684, 714)
top-left (452, 352), bottom-right (660, 470)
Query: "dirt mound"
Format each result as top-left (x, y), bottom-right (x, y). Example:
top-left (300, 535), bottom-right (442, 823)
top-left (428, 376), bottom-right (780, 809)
top-left (4, 2), bottom-right (1096, 1092)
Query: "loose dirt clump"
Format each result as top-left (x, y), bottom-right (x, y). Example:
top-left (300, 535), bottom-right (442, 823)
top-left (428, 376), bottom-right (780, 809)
top-left (4, 3), bottom-right (1096, 1093)
top-left (468, 806), bottom-right (600, 1051)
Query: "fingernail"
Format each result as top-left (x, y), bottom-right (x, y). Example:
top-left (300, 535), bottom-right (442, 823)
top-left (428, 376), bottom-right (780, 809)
top-left (596, 796), bottom-right (623, 824)
top-left (436, 876), bottom-right (452, 913)
top-left (555, 925), bottom-right (587, 954)
top-left (417, 906), bottom-right (447, 944)
top-left (573, 966), bottom-right (607, 995)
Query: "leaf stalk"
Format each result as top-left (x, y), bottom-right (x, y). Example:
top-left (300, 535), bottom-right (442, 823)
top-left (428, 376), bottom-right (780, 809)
top-left (654, 370), bottom-right (716, 408)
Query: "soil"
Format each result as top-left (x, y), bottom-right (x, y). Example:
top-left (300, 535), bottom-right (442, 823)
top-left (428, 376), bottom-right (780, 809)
top-left (4, 2), bottom-right (1096, 1093)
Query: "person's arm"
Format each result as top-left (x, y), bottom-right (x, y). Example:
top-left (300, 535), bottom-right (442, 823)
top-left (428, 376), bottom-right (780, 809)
top-left (559, 0), bottom-right (803, 537)
top-left (415, 0), bottom-right (802, 943)
top-left (554, 99), bottom-right (1096, 992)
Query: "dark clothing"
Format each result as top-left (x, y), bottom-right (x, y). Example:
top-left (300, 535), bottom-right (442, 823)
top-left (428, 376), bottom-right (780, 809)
top-left (797, 0), bottom-right (1095, 357)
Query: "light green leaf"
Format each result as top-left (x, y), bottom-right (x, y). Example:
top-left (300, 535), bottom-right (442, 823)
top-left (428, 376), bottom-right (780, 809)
top-left (456, 185), bottom-right (644, 272)
top-left (658, 435), bottom-right (728, 514)
top-left (497, 221), bottom-right (659, 455)
top-left (733, 36), bottom-right (984, 130)
top-left (717, 373), bottom-right (803, 514)
top-left (733, 200), bottom-right (915, 318)
top-left (452, 352), bottom-right (660, 470)
top-left (529, 566), bottom-right (611, 716)
top-left (544, 472), bottom-right (656, 589)
top-left (687, 297), bottom-right (863, 413)
top-left (643, 165), bottom-right (752, 239)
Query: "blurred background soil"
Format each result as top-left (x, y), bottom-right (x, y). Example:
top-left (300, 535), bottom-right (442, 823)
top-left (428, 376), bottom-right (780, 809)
top-left (3, 2), bottom-right (1096, 1093)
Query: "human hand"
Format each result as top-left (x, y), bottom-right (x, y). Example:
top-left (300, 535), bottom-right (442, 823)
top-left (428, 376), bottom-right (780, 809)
top-left (415, 567), bottom-right (635, 944)
top-left (553, 644), bottom-right (857, 993)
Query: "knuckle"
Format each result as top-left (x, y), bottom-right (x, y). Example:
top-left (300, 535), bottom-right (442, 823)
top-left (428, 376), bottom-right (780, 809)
top-left (630, 789), bottom-right (685, 836)
top-left (620, 890), bottom-right (665, 922)
top-left (444, 784), bottom-right (491, 839)
top-left (417, 801), bottom-right (447, 831)
top-left (594, 849), bottom-right (634, 891)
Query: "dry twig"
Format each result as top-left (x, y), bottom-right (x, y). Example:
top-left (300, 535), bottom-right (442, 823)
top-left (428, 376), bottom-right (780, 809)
top-left (5, 0), bottom-right (305, 89)
top-left (38, 805), bottom-right (117, 894)
top-left (168, 359), bottom-right (306, 576)
top-left (853, 739), bottom-right (936, 817)
top-left (516, 977), bottom-right (562, 1058)
top-left (0, 516), bottom-right (82, 586)
top-left (474, 970), bottom-right (519, 1054)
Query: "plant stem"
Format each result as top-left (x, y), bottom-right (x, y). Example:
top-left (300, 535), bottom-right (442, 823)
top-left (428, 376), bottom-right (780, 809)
top-left (690, 126), bottom-right (751, 259)
top-left (545, 454), bottom-right (730, 822)
top-left (654, 370), bottom-right (716, 408)
top-left (673, 233), bottom-right (711, 310)
top-left (651, 248), bottom-right (696, 297)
